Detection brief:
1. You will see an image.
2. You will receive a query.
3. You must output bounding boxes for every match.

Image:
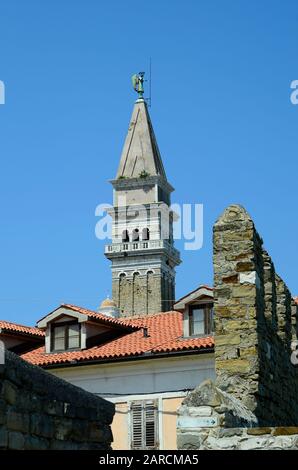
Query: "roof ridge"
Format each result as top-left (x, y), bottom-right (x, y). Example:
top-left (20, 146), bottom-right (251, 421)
top-left (174, 285), bottom-right (214, 304)
top-left (60, 303), bottom-right (141, 329)
top-left (62, 304), bottom-right (181, 324)
top-left (61, 303), bottom-right (96, 313)
top-left (0, 319), bottom-right (41, 330)
top-left (124, 310), bottom-right (180, 322)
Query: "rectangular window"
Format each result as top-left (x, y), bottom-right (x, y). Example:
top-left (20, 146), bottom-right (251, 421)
top-left (53, 325), bottom-right (65, 351)
top-left (68, 323), bottom-right (80, 349)
top-left (51, 322), bottom-right (81, 352)
top-left (189, 304), bottom-right (214, 336)
top-left (130, 400), bottom-right (158, 450)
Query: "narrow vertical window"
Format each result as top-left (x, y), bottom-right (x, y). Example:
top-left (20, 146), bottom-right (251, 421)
top-left (52, 325), bottom-right (65, 351)
top-left (68, 323), bottom-right (80, 349)
top-left (132, 229), bottom-right (139, 241)
top-left (122, 230), bottom-right (129, 242)
top-left (142, 228), bottom-right (149, 241)
top-left (130, 400), bottom-right (158, 450)
top-left (189, 304), bottom-right (214, 336)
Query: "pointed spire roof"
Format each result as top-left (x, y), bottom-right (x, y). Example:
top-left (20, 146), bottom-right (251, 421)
top-left (116, 99), bottom-right (167, 180)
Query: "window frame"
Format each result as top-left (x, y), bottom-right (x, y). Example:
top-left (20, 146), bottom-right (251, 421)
top-left (189, 303), bottom-right (214, 336)
top-left (130, 399), bottom-right (159, 450)
top-left (50, 320), bottom-right (81, 352)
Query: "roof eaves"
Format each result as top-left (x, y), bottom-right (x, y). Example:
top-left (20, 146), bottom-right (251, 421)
top-left (0, 323), bottom-right (45, 338)
top-left (174, 285), bottom-right (213, 306)
top-left (40, 346), bottom-right (213, 369)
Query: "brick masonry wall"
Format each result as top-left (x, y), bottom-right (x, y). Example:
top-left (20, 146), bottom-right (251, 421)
top-left (0, 350), bottom-right (114, 450)
top-left (213, 204), bottom-right (298, 425)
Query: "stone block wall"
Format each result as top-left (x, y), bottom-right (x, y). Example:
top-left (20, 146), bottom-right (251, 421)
top-left (213, 204), bottom-right (298, 425)
top-left (177, 204), bottom-right (298, 449)
top-left (113, 271), bottom-right (165, 316)
top-left (0, 350), bottom-right (114, 449)
top-left (177, 380), bottom-right (298, 450)
top-left (179, 423), bottom-right (298, 450)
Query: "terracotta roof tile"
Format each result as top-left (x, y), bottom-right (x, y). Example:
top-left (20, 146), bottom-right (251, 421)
top-left (38, 304), bottom-right (139, 330)
top-left (152, 335), bottom-right (214, 353)
top-left (21, 310), bottom-right (214, 367)
top-left (0, 320), bottom-right (44, 337)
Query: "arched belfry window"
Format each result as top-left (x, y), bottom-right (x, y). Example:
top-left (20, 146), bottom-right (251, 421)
top-left (122, 230), bottom-right (129, 242)
top-left (142, 228), bottom-right (150, 241)
top-left (132, 229), bottom-right (139, 242)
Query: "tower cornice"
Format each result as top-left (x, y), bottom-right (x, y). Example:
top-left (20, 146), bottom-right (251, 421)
top-left (110, 175), bottom-right (174, 194)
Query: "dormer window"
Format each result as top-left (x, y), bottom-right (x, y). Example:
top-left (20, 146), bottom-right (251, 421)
top-left (174, 286), bottom-right (214, 339)
top-left (51, 321), bottom-right (80, 352)
top-left (189, 304), bottom-right (213, 336)
top-left (39, 305), bottom-right (137, 354)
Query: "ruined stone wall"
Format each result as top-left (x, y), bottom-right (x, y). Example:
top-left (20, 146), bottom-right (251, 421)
top-left (177, 204), bottom-right (298, 449)
top-left (0, 350), bottom-right (114, 450)
top-left (177, 380), bottom-right (298, 450)
top-left (179, 423), bottom-right (298, 450)
top-left (213, 204), bottom-right (298, 425)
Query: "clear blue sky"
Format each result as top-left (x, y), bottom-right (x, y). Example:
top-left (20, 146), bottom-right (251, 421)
top-left (0, 0), bottom-right (297, 325)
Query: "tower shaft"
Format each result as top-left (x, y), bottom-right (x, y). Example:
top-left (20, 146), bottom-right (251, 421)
top-left (105, 97), bottom-right (181, 317)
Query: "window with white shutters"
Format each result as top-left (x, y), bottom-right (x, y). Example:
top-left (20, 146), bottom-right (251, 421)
top-left (130, 400), bottom-right (158, 450)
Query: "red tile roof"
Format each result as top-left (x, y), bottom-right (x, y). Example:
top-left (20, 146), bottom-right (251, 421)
top-left (58, 304), bottom-right (140, 330)
top-left (0, 320), bottom-right (44, 338)
top-left (21, 310), bottom-right (214, 367)
top-left (294, 297), bottom-right (298, 306)
top-left (153, 336), bottom-right (214, 353)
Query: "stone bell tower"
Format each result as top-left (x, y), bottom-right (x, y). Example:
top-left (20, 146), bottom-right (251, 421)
top-left (105, 73), bottom-right (181, 317)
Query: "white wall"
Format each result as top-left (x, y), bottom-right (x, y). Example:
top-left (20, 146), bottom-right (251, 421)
top-left (50, 353), bottom-right (215, 398)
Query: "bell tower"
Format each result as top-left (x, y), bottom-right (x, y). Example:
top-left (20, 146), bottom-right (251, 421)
top-left (105, 73), bottom-right (181, 317)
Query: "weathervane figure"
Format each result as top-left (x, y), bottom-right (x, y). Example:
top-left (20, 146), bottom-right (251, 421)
top-left (132, 72), bottom-right (145, 99)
